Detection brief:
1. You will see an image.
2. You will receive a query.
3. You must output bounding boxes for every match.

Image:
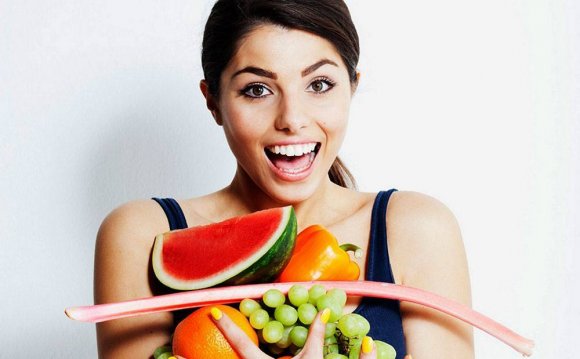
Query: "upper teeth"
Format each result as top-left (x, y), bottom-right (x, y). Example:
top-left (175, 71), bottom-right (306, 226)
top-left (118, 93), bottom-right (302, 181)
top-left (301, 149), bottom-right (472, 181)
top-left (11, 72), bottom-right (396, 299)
top-left (267, 143), bottom-right (317, 157)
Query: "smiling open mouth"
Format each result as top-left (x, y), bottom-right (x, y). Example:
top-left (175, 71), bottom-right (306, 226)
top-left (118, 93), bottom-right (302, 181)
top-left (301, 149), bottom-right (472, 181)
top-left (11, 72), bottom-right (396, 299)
top-left (265, 142), bottom-right (321, 174)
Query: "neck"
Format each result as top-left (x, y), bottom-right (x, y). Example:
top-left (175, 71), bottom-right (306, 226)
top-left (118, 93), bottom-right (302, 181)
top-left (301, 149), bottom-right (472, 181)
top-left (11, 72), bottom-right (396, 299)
top-left (224, 164), bottom-right (342, 230)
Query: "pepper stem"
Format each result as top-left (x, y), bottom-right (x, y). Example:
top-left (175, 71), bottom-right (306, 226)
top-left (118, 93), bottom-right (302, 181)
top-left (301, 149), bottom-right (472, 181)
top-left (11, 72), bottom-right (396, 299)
top-left (339, 243), bottom-right (363, 259)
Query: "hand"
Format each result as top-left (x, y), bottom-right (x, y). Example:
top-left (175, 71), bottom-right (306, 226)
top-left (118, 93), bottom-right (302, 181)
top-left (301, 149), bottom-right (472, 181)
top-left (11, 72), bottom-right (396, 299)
top-left (208, 307), bottom-right (377, 359)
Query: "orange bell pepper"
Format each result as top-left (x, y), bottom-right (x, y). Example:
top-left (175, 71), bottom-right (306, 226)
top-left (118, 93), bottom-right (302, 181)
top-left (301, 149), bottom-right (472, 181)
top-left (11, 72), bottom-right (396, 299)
top-left (277, 224), bottom-right (362, 281)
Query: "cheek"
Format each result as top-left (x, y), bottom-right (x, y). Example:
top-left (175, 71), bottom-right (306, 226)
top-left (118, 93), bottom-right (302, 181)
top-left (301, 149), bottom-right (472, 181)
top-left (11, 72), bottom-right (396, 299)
top-left (221, 104), bottom-right (267, 148)
top-left (315, 100), bottom-right (350, 134)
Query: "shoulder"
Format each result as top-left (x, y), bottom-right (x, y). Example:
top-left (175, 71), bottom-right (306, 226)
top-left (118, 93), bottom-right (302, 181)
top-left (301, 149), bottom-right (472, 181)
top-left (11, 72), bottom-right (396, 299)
top-left (386, 191), bottom-right (474, 354)
top-left (94, 199), bottom-right (171, 302)
top-left (94, 200), bottom-right (176, 356)
top-left (387, 190), bottom-right (460, 239)
top-left (97, 199), bottom-right (170, 248)
top-left (386, 191), bottom-right (468, 290)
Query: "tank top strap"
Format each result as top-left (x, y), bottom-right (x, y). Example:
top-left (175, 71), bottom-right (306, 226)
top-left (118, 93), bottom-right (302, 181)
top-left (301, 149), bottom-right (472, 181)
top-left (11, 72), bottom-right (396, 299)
top-left (352, 188), bottom-right (406, 358)
top-left (366, 189), bottom-right (398, 282)
top-left (152, 197), bottom-right (188, 230)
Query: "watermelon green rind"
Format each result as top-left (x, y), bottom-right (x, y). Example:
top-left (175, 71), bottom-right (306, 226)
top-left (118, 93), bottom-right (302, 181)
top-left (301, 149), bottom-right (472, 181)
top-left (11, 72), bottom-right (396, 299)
top-left (225, 207), bottom-right (296, 285)
top-left (151, 206), bottom-right (296, 291)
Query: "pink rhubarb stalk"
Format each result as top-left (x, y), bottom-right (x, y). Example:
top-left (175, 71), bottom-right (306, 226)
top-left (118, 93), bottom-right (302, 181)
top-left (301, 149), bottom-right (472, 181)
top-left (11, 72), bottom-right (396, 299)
top-left (65, 281), bottom-right (534, 356)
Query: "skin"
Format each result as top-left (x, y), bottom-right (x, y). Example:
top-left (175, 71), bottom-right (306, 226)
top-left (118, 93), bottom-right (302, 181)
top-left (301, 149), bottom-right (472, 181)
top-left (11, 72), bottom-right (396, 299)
top-left (94, 25), bottom-right (474, 358)
top-left (203, 309), bottom-right (377, 359)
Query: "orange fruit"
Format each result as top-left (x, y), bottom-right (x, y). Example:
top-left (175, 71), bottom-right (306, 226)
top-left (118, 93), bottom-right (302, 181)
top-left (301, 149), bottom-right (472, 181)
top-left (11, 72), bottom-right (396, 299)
top-left (172, 305), bottom-right (258, 359)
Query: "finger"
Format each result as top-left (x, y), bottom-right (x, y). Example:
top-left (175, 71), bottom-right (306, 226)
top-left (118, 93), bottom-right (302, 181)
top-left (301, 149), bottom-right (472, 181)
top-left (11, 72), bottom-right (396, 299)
top-left (359, 336), bottom-right (377, 359)
top-left (210, 307), bottom-right (270, 359)
top-left (297, 308), bottom-right (330, 358)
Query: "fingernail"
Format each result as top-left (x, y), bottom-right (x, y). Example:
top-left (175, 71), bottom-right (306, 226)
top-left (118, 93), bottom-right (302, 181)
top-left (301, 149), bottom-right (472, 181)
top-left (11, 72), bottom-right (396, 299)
top-left (362, 336), bottom-right (374, 354)
top-left (321, 308), bottom-right (331, 323)
top-left (210, 307), bottom-right (222, 320)
top-left (404, 355), bottom-right (413, 359)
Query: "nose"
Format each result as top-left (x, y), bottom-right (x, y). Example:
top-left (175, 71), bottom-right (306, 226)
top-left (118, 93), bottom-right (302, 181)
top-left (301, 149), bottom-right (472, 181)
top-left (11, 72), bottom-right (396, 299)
top-left (274, 93), bottom-right (310, 133)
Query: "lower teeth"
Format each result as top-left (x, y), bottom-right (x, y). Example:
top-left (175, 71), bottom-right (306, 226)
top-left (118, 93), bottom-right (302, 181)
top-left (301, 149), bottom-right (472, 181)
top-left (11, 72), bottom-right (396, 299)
top-left (279, 164), bottom-right (310, 174)
top-left (274, 152), bottom-right (315, 174)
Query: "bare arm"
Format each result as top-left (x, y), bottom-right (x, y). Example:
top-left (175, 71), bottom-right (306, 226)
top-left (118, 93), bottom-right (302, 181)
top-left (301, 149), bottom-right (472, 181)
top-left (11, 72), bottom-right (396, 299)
top-left (388, 192), bottom-right (474, 359)
top-left (94, 201), bottom-right (174, 359)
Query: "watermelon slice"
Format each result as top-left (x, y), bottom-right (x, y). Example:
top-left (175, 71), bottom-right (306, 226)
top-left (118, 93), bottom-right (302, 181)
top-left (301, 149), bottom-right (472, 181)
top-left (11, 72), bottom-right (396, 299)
top-left (152, 206), bottom-right (297, 290)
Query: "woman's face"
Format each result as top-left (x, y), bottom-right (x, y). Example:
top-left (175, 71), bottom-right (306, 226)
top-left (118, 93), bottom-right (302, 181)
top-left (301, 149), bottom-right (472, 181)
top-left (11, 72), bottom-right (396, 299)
top-left (213, 25), bottom-right (354, 203)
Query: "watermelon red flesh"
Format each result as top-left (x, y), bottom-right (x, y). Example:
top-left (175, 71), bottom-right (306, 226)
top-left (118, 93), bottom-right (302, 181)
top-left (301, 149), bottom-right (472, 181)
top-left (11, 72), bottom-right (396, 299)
top-left (152, 206), bottom-right (296, 290)
top-left (225, 211), bottom-right (296, 285)
top-left (162, 214), bottom-right (282, 279)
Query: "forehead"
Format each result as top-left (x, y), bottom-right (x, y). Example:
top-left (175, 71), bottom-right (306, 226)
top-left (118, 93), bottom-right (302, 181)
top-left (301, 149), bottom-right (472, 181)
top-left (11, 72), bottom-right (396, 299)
top-left (226, 24), bottom-right (345, 75)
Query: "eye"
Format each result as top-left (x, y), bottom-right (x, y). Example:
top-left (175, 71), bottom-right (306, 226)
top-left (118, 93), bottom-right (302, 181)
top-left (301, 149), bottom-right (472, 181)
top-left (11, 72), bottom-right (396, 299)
top-left (307, 78), bottom-right (335, 94)
top-left (241, 83), bottom-right (273, 98)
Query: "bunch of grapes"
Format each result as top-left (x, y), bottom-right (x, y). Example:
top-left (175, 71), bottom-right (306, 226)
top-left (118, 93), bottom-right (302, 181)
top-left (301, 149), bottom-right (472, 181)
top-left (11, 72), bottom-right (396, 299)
top-left (239, 284), bottom-right (397, 359)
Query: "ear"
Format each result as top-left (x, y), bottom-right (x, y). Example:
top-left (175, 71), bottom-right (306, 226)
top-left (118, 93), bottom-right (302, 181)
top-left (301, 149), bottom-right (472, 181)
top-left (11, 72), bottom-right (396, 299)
top-left (199, 80), bottom-right (222, 126)
top-left (351, 71), bottom-right (361, 94)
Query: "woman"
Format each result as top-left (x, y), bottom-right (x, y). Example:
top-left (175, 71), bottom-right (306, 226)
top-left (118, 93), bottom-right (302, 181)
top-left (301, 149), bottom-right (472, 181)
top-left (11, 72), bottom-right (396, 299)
top-left (94, 1), bottom-right (474, 358)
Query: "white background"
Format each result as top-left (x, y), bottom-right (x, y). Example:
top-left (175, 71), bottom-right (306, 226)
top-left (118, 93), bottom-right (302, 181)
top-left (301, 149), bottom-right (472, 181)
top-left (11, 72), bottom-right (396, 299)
top-left (1, 0), bottom-right (578, 357)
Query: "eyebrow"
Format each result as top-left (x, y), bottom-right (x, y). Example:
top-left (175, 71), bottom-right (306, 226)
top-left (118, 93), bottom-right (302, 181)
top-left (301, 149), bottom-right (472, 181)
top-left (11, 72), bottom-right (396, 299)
top-left (301, 59), bottom-right (338, 77)
top-left (231, 59), bottom-right (339, 80)
top-left (231, 66), bottom-right (277, 80)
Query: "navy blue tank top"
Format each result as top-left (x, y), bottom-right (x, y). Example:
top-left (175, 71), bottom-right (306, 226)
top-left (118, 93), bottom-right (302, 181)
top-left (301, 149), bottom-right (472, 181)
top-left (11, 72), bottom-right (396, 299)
top-left (352, 189), bottom-right (406, 357)
top-left (152, 190), bottom-right (406, 358)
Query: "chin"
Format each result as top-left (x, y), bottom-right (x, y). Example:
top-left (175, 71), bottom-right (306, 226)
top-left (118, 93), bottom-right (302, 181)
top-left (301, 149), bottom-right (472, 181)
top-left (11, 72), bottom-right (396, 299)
top-left (263, 178), bottom-right (325, 206)
top-left (236, 148), bottom-right (333, 206)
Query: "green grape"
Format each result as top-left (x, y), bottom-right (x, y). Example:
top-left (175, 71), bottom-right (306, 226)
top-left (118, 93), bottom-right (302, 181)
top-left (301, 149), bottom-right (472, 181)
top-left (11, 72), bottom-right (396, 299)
top-left (239, 298), bottom-right (261, 317)
top-left (288, 284), bottom-right (309, 307)
top-left (289, 325), bottom-right (309, 347)
top-left (274, 304), bottom-right (298, 326)
top-left (308, 284), bottom-right (327, 304)
top-left (263, 320), bottom-right (285, 343)
top-left (256, 329), bottom-right (267, 344)
top-left (323, 336), bottom-right (339, 356)
top-left (324, 353), bottom-right (348, 359)
top-left (297, 303), bottom-right (317, 325)
top-left (249, 308), bottom-right (269, 330)
top-left (324, 322), bottom-right (337, 338)
top-left (153, 345), bottom-right (172, 359)
top-left (316, 294), bottom-right (343, 323)
top-left (327, 288), bottom-right (347, 307)
top-left (156, 353), bottom-right (173, 359)
top-left (337, 313), bottom-right (370, 338)
top-left (346, 336), bottom-right (363, 359)
top-left (276, 325), bottom-right (294, 349)
top-left (375, 340), bottom-right (397, 359)
top-left (263, 289), bottom-right (286, 308)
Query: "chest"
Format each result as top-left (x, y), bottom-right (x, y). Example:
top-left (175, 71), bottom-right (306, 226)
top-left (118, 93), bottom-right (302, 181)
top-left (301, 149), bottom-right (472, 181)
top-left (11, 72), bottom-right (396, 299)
top-left (323, 209), bottom-right (376, 313)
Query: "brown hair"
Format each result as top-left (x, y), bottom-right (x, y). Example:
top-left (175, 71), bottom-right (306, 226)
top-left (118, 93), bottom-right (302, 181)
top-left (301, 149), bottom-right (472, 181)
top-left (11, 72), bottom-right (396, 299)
top-left (202, 0), bottom-right (358, 189)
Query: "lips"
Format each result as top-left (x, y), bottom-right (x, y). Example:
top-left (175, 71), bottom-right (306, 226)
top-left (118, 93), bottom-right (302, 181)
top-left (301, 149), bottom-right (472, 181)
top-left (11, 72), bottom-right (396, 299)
top-left (264, 142), bottom-right (320, 179)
